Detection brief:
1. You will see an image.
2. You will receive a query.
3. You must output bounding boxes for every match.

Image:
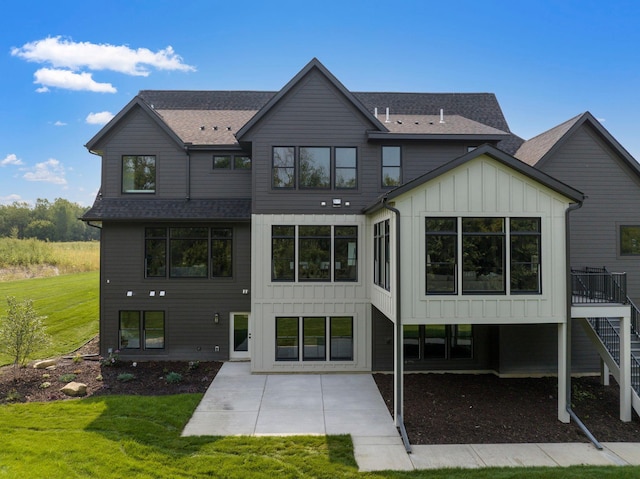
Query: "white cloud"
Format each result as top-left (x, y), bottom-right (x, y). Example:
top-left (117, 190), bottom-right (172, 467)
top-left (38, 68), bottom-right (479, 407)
top-left (11, 36), bottom-right (195, 76)
top-left (0, 194), bottom-right (22, 205)
top-left (1, 154), bottom-right (24, 167)
top-left (54, 120), bottom-right (67, 126)
top-left (86, 111), bottom-right (115, 125)
top-left (23, 158), bottom-right (67, 185)
top-left (34, 68), bottom-right (116, 93)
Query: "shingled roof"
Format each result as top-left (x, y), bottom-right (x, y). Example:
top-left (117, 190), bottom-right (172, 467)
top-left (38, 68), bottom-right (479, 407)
top-left (82, 197), bottom-right (252, 221)
top-left (515, 114), bottom-right (583, 166)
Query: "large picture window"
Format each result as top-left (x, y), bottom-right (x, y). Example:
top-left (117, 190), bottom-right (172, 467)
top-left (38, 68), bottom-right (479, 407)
top-left (276, 316), bottom-right (353, 362)
top-left (272, 225), bottom-right (358, 282)
top-left (425, 217), bottom-right (542, 295)
top-left (119, 311), bottom-right (165, 351)
top-left (122, 155), bottom-right (156, 193)
top-left (299, 147), bottom-right (330, 188)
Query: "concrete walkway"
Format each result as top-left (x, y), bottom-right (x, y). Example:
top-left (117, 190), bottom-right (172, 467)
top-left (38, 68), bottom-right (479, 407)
top-left (182, 362), bottom-right (640, 471)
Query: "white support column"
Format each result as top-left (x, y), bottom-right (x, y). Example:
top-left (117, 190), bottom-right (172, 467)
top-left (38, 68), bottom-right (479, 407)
top-left (558, 322), bottom-right (570, 423)
top-left (600, 359), bottom-right (610, 386)
top-left (620, 314), bottom-right (632, 422)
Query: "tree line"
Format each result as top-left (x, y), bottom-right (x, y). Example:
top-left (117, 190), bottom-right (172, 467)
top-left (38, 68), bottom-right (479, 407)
top-left (0, 199), bottom-right (99, 242)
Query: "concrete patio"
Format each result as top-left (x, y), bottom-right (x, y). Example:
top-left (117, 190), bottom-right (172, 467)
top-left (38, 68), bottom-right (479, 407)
top-left (182, 362), bottom-right (640, 471)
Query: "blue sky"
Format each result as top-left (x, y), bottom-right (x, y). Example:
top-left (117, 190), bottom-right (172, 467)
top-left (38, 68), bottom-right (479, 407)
top-left (1, 0), bottom-right (639, 206)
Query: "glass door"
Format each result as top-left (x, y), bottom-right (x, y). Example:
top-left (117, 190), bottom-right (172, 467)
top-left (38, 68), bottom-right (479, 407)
top-left (230, 313), bottom-right (250, 360)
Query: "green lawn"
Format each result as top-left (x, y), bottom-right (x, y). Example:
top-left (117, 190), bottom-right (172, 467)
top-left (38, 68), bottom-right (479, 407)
top-left (0, 271), bottom-right (99, 365)
top-left (0, 395), bottom-right (637, 478)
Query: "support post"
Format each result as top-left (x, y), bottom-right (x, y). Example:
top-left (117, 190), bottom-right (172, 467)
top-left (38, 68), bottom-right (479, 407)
top-left (600, 359), bottom-right (610, 386)
top-left (620, 314), bottom-right (632, 422)
top-left (558, 322), bottom-right (570, 423)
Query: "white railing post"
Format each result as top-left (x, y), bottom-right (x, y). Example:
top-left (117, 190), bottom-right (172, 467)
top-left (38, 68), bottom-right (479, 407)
top-left (620, 313), bottom-right (632, 422)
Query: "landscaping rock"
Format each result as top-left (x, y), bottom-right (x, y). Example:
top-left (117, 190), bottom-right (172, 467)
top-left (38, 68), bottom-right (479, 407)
top-left (60, 382), bottom-right (87, 397)
top-left (33, 359), bottom-right (57, 369)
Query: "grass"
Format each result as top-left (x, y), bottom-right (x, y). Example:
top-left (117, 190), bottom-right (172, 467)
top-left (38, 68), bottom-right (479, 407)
top-left (0, 395), bottom-right (637, 478)
top-left (0, 271), bottom-right (99, 365)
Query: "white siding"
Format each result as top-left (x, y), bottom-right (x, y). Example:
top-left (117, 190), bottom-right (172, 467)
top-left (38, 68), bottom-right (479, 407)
top-left (393, 155), bottom-right (572, 325)
top-left (251, 213), bottom-right (371, 372)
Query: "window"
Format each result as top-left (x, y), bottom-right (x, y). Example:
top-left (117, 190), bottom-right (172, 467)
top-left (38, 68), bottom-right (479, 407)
top-left (510, 218), bottom-right (541, 293)
top-left (425, 218), bottom-right (457, 294)
top-left (170, 227), bottom-right (208, 278)
top-left (303, 317), bottom-right (326, 361)
top-left (272, 226), bottom-right (295, 281)
top-left (122, 155), bottom-right (155, 193)
top-left (298, 226), bottom-right (331, 280)
top-left (374, 220), bottom-right (390, 290)
top-left (403, 324), bottom-right (472, 361)
top-left (272, 225), bottom-right (358, 282)
top-left (213, 155), bottom-right (231, 169)
top-left (462, 218), bottom-right (505, 293)
top-left (211, 228), bottom-right (233, 277)
top-left (273, 147), bottom-right (295, 188)
top-left (276, 316), bottom-right (354, 362)
top-left (276, 317), bottom-right (299, 361)
top-left (382, 146), bottom-right (401, 187)
top-left (299, 147), bottom-right (330, 188)
top-left (620, 225), bottom-right (640, 255)
top-left (119, 311), bottom-right (165, 350)
top-left (234, 156), bottom-right (252, 169)
top-left (425, 217), bottom-right (542, 295)
top-left (145, 228), bottom-right (167, 277)
top-left (334, 226), bottom-right (357, 281)
top-left (335, 147), bottom-right (357, 189)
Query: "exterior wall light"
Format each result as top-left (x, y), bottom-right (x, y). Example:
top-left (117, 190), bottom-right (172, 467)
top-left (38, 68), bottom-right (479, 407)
top-left (214, 313), bottom-right (219, 323)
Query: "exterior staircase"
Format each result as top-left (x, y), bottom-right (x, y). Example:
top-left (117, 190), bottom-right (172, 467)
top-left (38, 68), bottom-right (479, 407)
top-left (572, 267), bottom-right (640, 419)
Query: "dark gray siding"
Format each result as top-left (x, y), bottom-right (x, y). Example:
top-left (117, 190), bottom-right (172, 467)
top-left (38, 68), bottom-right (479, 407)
top-left (97, 106), bottom-right (188, 199)
top-left (99, 221), bottom-right (251, 361)
top-left (539, 125), bottom-right (640, 306)
top-left (189, 151), bottom-right (252, 199)
top-left (372, 306), bottom-right (394, 371)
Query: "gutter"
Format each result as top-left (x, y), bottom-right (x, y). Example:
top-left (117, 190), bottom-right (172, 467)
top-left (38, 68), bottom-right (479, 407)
top-left (564, 199), bottom-right (602, 449)
top-left (382, 198), bottom-right (412, 454)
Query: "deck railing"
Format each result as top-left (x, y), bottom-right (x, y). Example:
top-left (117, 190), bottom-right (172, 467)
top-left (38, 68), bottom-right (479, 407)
top-left (587, 317), bottom-right (621, 364)
top-left (571, 267), bottom-right (628, 305)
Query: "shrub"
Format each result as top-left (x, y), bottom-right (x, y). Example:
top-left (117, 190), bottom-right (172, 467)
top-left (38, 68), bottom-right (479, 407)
top-left (72, 354), bottom-right (84, 364)
top-left (0, 296), bottom-right (51, 379)
top-left (58, 373), bottom-right (77, 383)
top-left (39, 382), bottom-right (52, 389)
top-left (165, 372), bottom-right (183, 384)
top-left (188, 360), bottom-right (200, 371)
top-left (100, 350), bottom-right (120, 367)
top-left (117, 373), bottom-right (135, 382)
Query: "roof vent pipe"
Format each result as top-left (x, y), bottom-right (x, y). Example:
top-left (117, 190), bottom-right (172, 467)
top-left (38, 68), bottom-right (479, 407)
top-left (440, 109), bottom-right (445, 124)
top-left (374, 107), bottom-right (378, 118)
top-left (385, 107), bottom-right (390, 123)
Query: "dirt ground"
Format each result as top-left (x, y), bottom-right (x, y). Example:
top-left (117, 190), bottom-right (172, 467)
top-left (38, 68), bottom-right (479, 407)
top-left (2, 336), bottom-right (639, 444)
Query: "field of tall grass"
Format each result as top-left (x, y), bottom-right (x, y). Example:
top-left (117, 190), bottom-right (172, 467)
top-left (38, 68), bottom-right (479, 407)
top-left (0, 238), bottom-right (99, 280)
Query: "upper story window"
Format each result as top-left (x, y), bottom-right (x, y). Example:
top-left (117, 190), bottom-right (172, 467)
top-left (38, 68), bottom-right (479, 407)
top-left (374, 220), bottom-right (391, 291)
top-left (620, 225), bottom-right (640, 256)
top-left (300, 147), bottom-right (330, 188)
top-left (272, 146), bottom-right (357, 190)
top-left (145, 226), bottom-right (234, 279)
top-left (381, 146), bottom-right (401, 187)
top-left (122, 155), bottom-right (155, 193)
top-left (425, 217), bottom-right (542, 295)
top-left (272, 225), bottom-right (358, 282)
top-left (213, 154), bottom-right (251, 170)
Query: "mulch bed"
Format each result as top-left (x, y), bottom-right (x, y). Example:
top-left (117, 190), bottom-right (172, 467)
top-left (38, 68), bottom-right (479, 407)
top-left (375, 372), bottom-right (640, 444)
top-left (2, 336), bottom-right (639, 444)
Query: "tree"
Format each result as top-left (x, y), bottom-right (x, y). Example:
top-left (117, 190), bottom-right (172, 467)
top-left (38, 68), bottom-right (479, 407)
top-left (0, 297), bottom-right (51, 379)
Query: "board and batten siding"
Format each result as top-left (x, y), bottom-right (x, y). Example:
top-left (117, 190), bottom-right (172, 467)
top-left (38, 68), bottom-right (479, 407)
top-left (538, 124), bottom-right (640, 306)
top-left (99, 222), bottom-right (251, 361)
top-left (368, 208), bottom-right (396, 322)
top-left (250, 213), bottom-right (371, 372)
top-left (392, 154), bottom-right (573, 326)
top-left (95, 106), bottom-right (188, 199)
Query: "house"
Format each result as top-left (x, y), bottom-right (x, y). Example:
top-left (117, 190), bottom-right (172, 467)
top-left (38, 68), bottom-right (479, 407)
top-left (82, 58), bottom-right (639, 428)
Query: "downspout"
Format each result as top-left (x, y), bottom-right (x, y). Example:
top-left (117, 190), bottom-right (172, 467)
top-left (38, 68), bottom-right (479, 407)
top-left (184, 146), bottom-right (191, 201)
top-left (565, 199), bottom-right (602, 449)
top-left (382, 198), bottom-right (412, 453)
